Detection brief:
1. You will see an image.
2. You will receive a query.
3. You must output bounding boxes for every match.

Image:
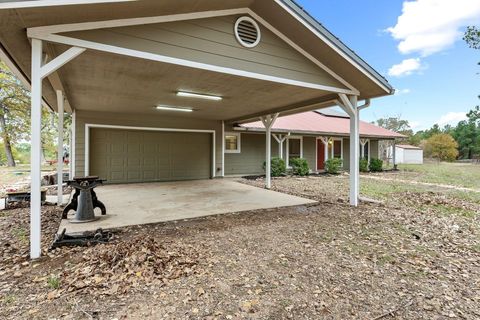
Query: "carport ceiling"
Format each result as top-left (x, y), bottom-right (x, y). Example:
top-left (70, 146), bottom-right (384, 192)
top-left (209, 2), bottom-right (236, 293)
top-left (54, 48), bottom-right (330, 121)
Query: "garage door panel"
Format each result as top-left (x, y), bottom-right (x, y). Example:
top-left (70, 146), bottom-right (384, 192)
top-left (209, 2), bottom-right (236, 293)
top-left (90, 128), bottom-right (211, 183)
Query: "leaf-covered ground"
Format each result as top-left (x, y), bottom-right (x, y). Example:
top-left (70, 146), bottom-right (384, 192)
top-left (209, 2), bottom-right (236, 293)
top-left (0, 174), bottom-right (479, 319)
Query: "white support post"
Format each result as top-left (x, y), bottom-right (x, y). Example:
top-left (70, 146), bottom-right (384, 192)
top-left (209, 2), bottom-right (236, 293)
top-left (350, 96), bottom-right (360, 205)
top-left (319, 136), bottom-right (329, 163)
top-left (360, 138), bottom-right (368, 159)
top-left (338, 94), bottom-right (360, 206)
top-left (272, 133), bottom-right (289, 159)
top-left (56, 90), bottom-right (64, 206)
top-left (260, 113), bottom-right (279, 189)
top-left (29, 39), bottom-right (85, 259)
top-left (30, 39), bottom-right (43, 259)
top-left (221, 121), bottom-right (225, 177)
top-left (70, 110), bottom-right (76, 179)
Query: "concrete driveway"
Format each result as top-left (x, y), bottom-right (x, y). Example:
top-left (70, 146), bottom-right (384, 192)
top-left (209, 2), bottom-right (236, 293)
top-left (58, 179), bottom-right (316, 233)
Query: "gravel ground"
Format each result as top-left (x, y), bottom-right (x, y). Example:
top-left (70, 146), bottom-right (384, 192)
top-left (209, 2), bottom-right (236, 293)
top-left (0, 175), bottom-right (479, 319)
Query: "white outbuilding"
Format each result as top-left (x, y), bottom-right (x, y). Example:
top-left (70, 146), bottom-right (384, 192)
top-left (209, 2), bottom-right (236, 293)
top-left (394, 144), bottom-right (423, 164)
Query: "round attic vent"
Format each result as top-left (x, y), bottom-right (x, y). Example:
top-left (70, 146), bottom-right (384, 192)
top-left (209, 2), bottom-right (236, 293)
top-left (234, 16), bottom-right (261, 48)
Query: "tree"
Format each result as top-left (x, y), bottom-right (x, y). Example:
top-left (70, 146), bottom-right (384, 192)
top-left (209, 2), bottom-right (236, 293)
top-left (424, 133), bottom-right (459, 162)
top-left (0, 61), bottom-right (30, 166)
top-left (375, 116), bottom-right (413, 137)
top-left (375, 116), bottom-right (413, 163)
top-left (464, 26), bottom-right (480, 49)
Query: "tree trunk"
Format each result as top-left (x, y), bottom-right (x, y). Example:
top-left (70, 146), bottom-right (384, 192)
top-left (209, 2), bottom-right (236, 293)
top-left (0, 113), bottom-right (15, 167)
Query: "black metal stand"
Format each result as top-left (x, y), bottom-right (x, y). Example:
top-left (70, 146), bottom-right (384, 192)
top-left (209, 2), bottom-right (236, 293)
top-left (62, 176), bottom-right (106, 219)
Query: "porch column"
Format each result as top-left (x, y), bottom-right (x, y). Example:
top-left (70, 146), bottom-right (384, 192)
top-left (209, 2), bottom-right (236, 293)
top-left (70, 110), bottom-right (76, 179)
top-left (319, 136), bottom-right (329, 163)
top-left (273, 133), bottom-right (289, 159)
top-left (261, 113), bottom-right (279, 189)
top-left (29, 40), bottom-right (85, 259)
top-left (221, 121), bottom-right (225, 177)
top-left (30, 39), bottom-right (43, 259)
top-left (338, 94), bottom-right (359, 206)
top-left (56, 90), bottom-right (64, 206)
top-left (360, 138), bottom-right (368, 159)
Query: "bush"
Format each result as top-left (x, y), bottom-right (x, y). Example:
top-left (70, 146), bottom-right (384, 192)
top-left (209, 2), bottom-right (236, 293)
top-left (359, 158), bottom-right (369, 172)
top-left (263, 157), bottom-right (286, 177)
top-left (290, 158), bottom-right (309, 176)
top-left (424, 133), bottom-right (458, 161)
top-left (325, 158), bottom-right (343, 174)
top-left (369, 158), bottom-right (383, 172)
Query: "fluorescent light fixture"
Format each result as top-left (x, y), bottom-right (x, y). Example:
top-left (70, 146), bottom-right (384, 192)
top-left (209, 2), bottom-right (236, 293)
top-left (177, 91), bottom-right (222, 101)
top-left (155, 105), bottom-right (193, 112)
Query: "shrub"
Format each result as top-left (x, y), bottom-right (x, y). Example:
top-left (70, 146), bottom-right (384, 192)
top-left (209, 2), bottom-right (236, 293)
top-left (290, 158), bottom-right (309, 176)
top-left (359, 158), bottom-right (369, 172)
top-left (424, 133), bottom-right (458, 161)
top-left (325, 158), bottom-right (343, 174)
top-left (369, 158), bottom-right (383, 172)
top-left (263, 157), bottom-right (286, 177)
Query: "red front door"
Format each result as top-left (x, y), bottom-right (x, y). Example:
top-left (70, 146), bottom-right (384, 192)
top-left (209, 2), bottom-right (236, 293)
top-left (317, 140), bottom-right (325, 170)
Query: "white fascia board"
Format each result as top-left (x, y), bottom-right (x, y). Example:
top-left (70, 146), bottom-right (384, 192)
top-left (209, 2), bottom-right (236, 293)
top-left (247, 9), bottom-right (359, 95)
top-left (0, 0), bottom-right (136, 9)
top-left (274, 0), bottom-right (391, 94)
top-left (31, 33), bottom-right (356, 95)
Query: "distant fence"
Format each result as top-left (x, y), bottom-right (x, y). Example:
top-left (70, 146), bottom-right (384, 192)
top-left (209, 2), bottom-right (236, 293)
top-left (456, 159), bottom-right (480, 164)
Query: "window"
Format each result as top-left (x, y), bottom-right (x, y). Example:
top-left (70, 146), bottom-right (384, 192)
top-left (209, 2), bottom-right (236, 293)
top-left (333, 140), bottom-right (342, 158)
top-left (286, 136), bottom-right (303, 167)
top-left (225, 132), bottom-right (241, 153)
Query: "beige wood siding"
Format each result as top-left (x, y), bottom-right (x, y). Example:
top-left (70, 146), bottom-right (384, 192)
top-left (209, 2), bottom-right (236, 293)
top-left (302, 136), bottom-right (316, 172)
top-left (75, 110), bottom-right (222, 178)
top-left (90, 128), bottom-right (211, 183)
top-left (370, 140), bottom-right (379, 159)
top-left (225, 133), bottom-right (278, 176)
top-left (63, 15), bottom-right (348, 89)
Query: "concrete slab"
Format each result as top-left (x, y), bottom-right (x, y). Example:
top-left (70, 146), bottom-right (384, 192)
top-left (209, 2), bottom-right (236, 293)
top-left (58, 179), bottom-right (316, 234)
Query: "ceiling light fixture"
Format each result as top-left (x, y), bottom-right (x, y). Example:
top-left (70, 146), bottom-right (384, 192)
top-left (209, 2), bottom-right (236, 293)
top-left (155, 105), bottom-right (193, 112)
top-left (177, 91), bottom-right (222, 101)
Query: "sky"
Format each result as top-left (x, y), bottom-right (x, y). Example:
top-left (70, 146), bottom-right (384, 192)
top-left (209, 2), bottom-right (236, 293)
top-left (296, 0), bottom-right (480, 132)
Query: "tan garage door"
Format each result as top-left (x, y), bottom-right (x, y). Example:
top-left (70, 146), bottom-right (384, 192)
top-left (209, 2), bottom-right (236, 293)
top-left (89, 128), bottom-right (212, 184)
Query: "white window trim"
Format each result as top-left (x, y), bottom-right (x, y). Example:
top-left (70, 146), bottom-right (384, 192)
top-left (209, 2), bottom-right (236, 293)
top-left (286, 135), bottom-right (303, 168)
top-left (84, 124), bottom-right (216, 178)
top-left (224, 132), bottom-right (241, 154)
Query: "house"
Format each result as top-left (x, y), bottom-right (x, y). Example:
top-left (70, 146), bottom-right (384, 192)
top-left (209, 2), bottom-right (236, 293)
top-left (0, 0), bottom-right (395, 258)
top-left (224, 108), bottom-right (403, 175)
top-left (392, 144), bottom-right (424, 164)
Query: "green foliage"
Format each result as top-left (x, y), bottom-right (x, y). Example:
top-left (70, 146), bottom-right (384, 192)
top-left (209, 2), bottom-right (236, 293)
top-left (368, 158), bottom-right (383, 172)
top-left (289, 158), bottom-right (309, 176)
top-left (375, 116), bottom-right (413, 138)
top-left (464, 26), bottom-right (480, 49)
top-left (263, 157), bottom-right (286, 177)
top-left (359, 158), bottom-right (369, 172)
top-left (47, 275), bottom-right (61, 289)
top-left (424, 133), bottom-right (459, 161)
top-left (325, 158), bottom-right (343, 174)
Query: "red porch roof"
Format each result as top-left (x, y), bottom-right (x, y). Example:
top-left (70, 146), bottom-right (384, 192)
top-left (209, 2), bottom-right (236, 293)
top-left (241, 110), bottom-right (405, 139)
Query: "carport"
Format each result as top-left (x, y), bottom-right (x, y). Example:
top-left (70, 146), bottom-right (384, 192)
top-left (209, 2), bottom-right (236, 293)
top-left (0, 0), bottom-right (393, 258)
top-left (59, 179), bottom-right (316, 234)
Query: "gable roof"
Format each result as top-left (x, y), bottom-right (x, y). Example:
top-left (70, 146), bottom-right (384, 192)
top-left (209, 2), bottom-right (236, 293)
top-left (0, 0), bottom-right (394, 115)
top-left (279, 0), bottom-right (392, 94)
top-left (240, 110), bottom-right (405, 139)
